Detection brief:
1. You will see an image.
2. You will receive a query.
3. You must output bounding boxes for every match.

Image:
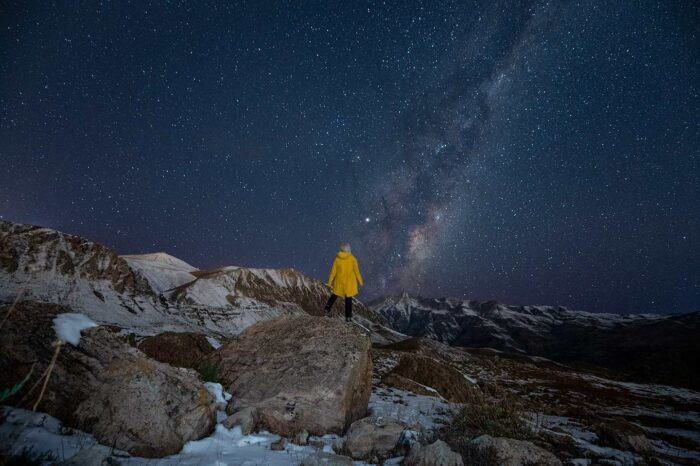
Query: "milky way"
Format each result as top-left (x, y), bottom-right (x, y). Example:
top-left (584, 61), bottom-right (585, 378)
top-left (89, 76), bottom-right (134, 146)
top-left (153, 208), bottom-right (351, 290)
top-left (354, 2), bottom-right (568, 294)
top-left (1, 1), bottom-right (698, 313)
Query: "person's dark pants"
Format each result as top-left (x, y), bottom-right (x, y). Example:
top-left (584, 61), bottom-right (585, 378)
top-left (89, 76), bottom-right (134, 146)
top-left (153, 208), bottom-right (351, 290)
top-left (324, 293), bottom-right (352, 319)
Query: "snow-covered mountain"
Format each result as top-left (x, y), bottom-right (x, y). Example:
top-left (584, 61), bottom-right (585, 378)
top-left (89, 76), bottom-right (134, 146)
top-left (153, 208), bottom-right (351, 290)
top-left (121, 252), bottom-right (199, 293)
top-left (0, 221), bottom-right (164, 328)
top-left (0, 220), bottom-right (393, 340)
top-left (370, 291), bottom-right (700, 389)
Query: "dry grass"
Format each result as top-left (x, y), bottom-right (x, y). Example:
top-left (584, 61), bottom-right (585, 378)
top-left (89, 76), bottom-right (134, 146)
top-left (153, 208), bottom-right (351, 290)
top-left (439, 389), bottom-right (538, 466)
top-left (443, 385), bottom-right (534, 443)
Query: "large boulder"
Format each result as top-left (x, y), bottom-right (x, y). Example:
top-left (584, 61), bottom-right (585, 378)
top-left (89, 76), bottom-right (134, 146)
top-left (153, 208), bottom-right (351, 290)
top-left (206, 314), bottom-right (372, 437)
top-left (137, 331), bottom-right (215, 368)
top-left (0, 301), bottom-right (217, 457)
top-left (469, 435), bottom-right (562, 466)
top-left (222, 406), bottom-right (259, 434)
top-left (403, 439), bottom-right (464, 466)
top-left (344, 416), bottom-right (407, 461)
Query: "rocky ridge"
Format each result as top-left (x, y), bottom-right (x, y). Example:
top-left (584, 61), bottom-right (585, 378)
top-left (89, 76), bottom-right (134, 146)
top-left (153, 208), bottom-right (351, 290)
top-left (0, 220), bottom-right (395, 341)
top-left (370, 291), bottom-right (700, 389)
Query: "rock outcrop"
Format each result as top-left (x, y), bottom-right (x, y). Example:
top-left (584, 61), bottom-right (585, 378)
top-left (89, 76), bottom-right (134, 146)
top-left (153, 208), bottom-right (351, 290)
top-left (404, 440), bottom-right (464, 466)
top-left (469, 435), bottom-right (562, 466)
top-left (222, 406), bottom-right (258, 434)
top-left (0, 301), bottom-right (217, 457)
top-left (344, 416), bottom-right (407, 461)
top-left (207, 314), bottom-right (372, 437)
top-left (0, 220), bottom-right (160, 321)
top-left (137, 331), bottom-right (215, 368)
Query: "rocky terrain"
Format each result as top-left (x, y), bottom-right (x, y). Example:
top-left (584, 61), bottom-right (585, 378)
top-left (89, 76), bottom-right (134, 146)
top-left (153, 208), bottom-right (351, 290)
top-left (1, 220), bottom-right (699, 465)
top-left (370, 292), bottom-right (700, 389)
top-left (0, 220), bottom-right (397, 342)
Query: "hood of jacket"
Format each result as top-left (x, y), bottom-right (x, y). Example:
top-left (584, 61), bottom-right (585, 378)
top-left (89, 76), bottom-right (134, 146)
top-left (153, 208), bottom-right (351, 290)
top-left (336, 251), bottom-right (352, 260)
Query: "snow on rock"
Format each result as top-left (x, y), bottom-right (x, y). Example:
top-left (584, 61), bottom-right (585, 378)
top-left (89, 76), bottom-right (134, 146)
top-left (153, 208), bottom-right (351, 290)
top-left (204, 382), bottom-right (232, 404)
top-left (368, 386), bottom-right (459, 432)
top-left (121, 252), bottom-right (198, 293)
top-left (122, 252), bottom-right (197, 272)
top-left (206, 336), bottom-right (222, 349)
top-left (0, 407), bottom-right (373, 466)
top-left (52, 313), bottom-right (97, 346)
top-left (1, 220), bottom-right (394, 344)
top-left (2, 302), bottom-right (218, 458)
top-left (0, 407), bottom-right (122, 464)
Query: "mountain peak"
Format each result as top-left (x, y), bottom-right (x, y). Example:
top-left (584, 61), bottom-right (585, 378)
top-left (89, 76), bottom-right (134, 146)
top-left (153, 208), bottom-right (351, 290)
top-left (121, 252), bottom-right (198, 272)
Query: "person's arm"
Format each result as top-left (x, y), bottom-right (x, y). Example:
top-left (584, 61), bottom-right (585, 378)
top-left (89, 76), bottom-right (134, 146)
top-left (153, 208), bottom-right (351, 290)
top-left (353, 257), bottom-right (363, 286)
top-left (327, 260), bottom-right (337, 287)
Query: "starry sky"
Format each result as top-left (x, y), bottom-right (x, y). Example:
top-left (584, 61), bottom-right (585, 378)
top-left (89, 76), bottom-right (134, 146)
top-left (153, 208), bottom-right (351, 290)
top-left (1, 1), bottom-right (699, 314)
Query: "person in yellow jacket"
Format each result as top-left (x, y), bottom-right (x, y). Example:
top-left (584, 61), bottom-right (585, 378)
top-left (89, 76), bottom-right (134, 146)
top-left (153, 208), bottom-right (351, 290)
top-left (324, 242), bottom-right (363, 322)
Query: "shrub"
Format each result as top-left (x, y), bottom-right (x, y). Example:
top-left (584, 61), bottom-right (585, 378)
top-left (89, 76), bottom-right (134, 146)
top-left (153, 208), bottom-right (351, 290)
top-left (446, 389), bottom-right (533, 441)
top-left (0, 365), bottom-right (34, 403)
top-left (450, 440), bottom-right (501, 466)
top-left (199, 363), bottom-right (217, 383)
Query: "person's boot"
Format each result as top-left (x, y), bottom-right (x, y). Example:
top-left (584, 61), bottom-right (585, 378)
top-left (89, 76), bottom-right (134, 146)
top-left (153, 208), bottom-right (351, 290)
top-left (345, 316), bottom-right (352, 322)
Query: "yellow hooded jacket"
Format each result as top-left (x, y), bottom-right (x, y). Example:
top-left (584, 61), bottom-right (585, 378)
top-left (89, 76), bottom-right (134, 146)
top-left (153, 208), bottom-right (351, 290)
top-left (327, 251), bottom-right (363, 298)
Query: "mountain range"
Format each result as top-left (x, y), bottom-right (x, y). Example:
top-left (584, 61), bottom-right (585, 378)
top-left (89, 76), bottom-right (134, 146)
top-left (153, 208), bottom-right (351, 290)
top-left (1, 218), bottom-right (698, 389)
top-left (369, 292), bottom-right (700, 389)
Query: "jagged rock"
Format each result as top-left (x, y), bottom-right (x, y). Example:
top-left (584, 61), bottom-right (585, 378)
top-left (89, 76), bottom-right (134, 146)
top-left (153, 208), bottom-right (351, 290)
top-left (295, 429), bottom-right (310, 445)
top-left (403, 439), bottom-right (463, 466)
top-left (593, 419), bottom-right (650, 453)
top-left (222, 406), bottom-right (259, 434)
top-left (344, 416), bottom-right (407, 460)
top-left (137, 331), bottom-right (214, 368)
top-left (384, 354), bottom-right (475, 402)
top-left (332, 436), bottom-right (346, 453)
top-left (627, 434), bottom-right (654, 453)
top-left (207, 314), bottom-right (372, 437)
top-left (0, 301), bottom-right (217, 457)
top-left (271, 437), bottom-right (286, 450)
top-left (469, 435), bottom-right (562, 466)
top-left (301, 452), bottom-right (354, 466)
top-left (0, 221), bottom-right (159, 320)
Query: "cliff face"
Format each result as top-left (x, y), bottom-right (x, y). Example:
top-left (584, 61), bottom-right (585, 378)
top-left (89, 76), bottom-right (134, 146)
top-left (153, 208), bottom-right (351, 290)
top-left (0, 220), bottom-right (161, 325)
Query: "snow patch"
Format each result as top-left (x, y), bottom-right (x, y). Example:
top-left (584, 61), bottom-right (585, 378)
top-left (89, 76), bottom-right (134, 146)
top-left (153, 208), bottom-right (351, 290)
top-left (369, 386), bottom-right (459, 430)
top-left (52, 313), bottom-right (97, 346)
top-left (206, 336), bottom-right (222, 349)
top-left (204, 382), bottom-right (232, 404)
top-left (0, 407), bottom-right (363, 466)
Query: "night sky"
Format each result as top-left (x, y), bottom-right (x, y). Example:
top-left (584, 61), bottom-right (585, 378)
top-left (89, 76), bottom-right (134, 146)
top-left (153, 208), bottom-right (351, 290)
top-left (1, 1), bottom-right (699, 314)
